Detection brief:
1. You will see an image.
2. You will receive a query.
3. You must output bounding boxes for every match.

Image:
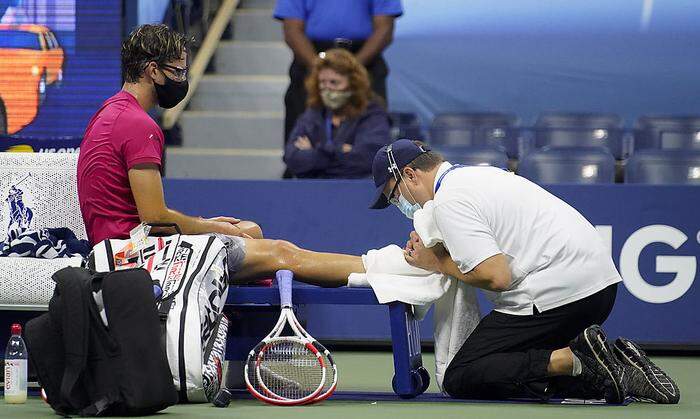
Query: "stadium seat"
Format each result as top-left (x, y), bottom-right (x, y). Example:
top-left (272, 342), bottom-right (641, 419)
top-left (625, 149), bottom-right (700, 185)
top-left (634, 115), bottom-right (700, 151)
top-left (518, 147), bottom-right (615, 184)
top-left (534, 112), bottom-right (625, 159)
top-left (388, 112), bottom-right (424, 141)
top-left (437, 146), bottom-right (508, 169)
top-left (429, 112), bottom-right (519, 158)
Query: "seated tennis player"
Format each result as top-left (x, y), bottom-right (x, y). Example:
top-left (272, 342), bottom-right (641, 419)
top-left (78, 24), bottom-right (364, 287)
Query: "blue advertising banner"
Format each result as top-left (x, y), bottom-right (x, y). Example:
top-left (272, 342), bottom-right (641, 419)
top-left (165, 180), bottom-right (700, 345)
top-left (0, 0), bottom-right (121, 138)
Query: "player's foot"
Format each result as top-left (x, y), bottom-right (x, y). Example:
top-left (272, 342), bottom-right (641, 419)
top-left (612, 337), bottom-right (680, 404)
top-left (569, 325), bottom-right (627, 404)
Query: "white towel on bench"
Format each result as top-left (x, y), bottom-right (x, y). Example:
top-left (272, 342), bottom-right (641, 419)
top-left (415, 200), bottom-right (482, 390)
top-left (347, 199), bottom-right (481, 391)
top-left (348, 244), bottom-right (451, 316)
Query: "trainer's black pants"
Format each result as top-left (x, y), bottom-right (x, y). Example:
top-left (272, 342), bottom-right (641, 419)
top-left (443, 283), bottom-right (618, 400)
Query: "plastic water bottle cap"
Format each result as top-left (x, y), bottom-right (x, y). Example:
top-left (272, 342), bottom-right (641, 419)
top-left (11, 323), bottom-right (21, 335)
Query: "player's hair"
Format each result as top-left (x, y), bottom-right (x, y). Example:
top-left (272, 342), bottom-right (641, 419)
top-left (406, 141), bottom-right (444, 171)
top-left (121, 24), bottom-right (192, 83)
top-left (305, 48), bottom-right (381, 118)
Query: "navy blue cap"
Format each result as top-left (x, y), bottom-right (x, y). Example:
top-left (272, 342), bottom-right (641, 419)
top-left (369, 139), bottom-right (430, 209)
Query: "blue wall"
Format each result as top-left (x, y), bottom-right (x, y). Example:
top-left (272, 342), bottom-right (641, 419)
top-left (386, 0), bottom-right (700, 127)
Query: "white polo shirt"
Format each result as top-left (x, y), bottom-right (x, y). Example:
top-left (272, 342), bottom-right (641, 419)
top-left (431, 162), bottom-right (622, 316)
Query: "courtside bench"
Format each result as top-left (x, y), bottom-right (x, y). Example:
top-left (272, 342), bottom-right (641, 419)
top-left (226, 284), bottom-right (430, 398)
top-left (0, 153), bottom-right (86, 313)
top-left (0, 152), bottom-right (429, 398)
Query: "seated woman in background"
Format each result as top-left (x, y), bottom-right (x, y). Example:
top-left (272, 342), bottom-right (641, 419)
top-left (283, 48), bottom-right (391, 178)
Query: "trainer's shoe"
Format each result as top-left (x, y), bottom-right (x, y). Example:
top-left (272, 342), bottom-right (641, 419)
top-left (569, 325), bottom-right (627, 404)
top-left (612, 337), bottom-right (680, 404)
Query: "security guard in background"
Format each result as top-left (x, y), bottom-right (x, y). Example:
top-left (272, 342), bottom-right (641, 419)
top-left (273, 0), bottom-right (403, 170)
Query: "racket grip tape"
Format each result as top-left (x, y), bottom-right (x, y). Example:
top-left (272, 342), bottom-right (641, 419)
top-left (213, 388), bottom-right (233, 408)
top-left (277, 270), bottom-right (294, 308)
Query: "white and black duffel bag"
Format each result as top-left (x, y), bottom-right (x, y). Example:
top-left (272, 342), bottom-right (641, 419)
top-left (89, 229), bottom-right (230, 403)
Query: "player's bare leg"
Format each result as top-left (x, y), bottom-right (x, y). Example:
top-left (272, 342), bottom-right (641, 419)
top-left (231, 238), bottom-right (364, 287)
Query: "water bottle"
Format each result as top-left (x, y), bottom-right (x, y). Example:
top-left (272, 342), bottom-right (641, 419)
top-left (3, 323), bottom-right (27, 404)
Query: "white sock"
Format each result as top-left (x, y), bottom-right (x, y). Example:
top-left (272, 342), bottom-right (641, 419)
top-left (571, 353), bottom-right (583, 376)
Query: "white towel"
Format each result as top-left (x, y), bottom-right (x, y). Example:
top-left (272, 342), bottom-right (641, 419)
top-left (414, 199), bottom-right (482, 390)
top-left (347, 244), bottom-right (451, 320)
top-left (432, 280), bottom-right (481, 390)
top-left (413, 200), bottom-right (444, 248)
top-left (347, 199), bottom-right (481, 391)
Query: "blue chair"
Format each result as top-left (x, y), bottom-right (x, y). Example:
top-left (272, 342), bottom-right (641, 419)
top-left (634, 115), bottom-right (700, 152)
top-left (518, 147), bottom-right (615, 184)
top-left (388, 112), bottom-right (424, 141)
top-left (429, 113), bottom-right (519, 158)
top-left (625, 149), bottom-right (700, 185)
top-left (534, 112), bottom-right (625, 159)
top-left (437, 146), bottom-right (509, 169)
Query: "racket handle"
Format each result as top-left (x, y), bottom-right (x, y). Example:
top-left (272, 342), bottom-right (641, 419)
top-left (277, 270), bottom-right (293, 308)
top-left (213, 388), bottom-right (232, 408)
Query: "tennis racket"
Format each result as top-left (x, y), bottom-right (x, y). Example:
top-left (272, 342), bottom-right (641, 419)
top-left (244, 270), bottom-right (327, 406)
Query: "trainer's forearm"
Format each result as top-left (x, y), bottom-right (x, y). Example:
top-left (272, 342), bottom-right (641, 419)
top-left (438, 255), bottom-right (508, 292)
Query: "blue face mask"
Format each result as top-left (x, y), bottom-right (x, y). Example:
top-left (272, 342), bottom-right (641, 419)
top-left (396, 195), bottom-right (421, 219)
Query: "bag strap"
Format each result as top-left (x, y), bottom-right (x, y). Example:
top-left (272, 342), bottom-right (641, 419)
top-left (53, 268), bottom-right (91, 409)
top-left (148, 222), bottom-right (182, 235)
top-left (79, 286), bottom-right (122, 416)
top-left (104, 239), bottom-right (115, 271)
top-left (79, 393), bottom-right (122, 416)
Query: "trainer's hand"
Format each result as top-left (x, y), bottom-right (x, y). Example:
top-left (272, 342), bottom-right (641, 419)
top-left (342, 143), bottom-right (353, 153)
top-left (404, 231), bottom-right (448, 272)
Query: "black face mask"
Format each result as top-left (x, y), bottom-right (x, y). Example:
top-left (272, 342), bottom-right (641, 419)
top-left (154, 73), bottom-right (188, 109)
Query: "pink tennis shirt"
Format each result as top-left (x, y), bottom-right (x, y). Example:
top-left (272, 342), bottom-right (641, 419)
top-left (77, 90), bottom-right (164, 245)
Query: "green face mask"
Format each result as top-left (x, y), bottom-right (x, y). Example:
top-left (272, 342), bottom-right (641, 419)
top-left (320, 89), bottom-right (352, 110)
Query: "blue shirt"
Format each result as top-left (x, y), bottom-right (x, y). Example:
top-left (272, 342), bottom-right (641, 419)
top-left (274, 0), bottom-right (403, 41)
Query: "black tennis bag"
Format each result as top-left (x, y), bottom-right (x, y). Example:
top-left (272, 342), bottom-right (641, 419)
top-left (24, 267), bottom-right (178, 416)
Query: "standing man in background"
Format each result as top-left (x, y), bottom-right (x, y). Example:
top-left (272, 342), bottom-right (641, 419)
top-left (274, 0), bottom-right (403, 176)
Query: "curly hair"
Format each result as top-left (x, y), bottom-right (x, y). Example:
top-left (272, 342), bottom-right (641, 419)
top-left (121, 24), bottom-right (192, 83)
top-left (305, 48), bottom-right (377, 118)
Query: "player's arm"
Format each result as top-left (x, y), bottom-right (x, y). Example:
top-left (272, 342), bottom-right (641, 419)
top-left (128, 164), bottom-right (248, 237)
top-left (282, 18), bottom-right (317, 68)
top-left (355, 15), bottom-right (395, 65)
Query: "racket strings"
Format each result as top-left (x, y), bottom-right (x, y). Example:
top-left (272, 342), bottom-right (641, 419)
top-left (292, 320), bottom-right (337, 399)
top-left (248, 340), bottom-right (324, 401)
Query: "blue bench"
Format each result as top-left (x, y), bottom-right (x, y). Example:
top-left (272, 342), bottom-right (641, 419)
top-left (225, 283), bottom-right (431, 398)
